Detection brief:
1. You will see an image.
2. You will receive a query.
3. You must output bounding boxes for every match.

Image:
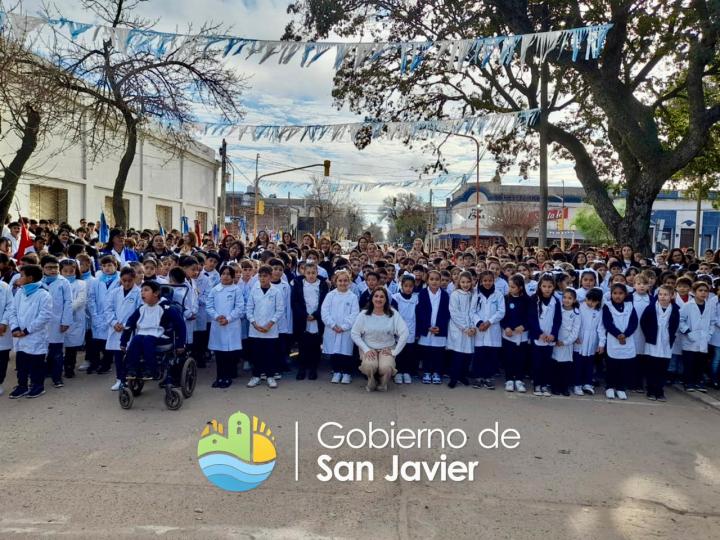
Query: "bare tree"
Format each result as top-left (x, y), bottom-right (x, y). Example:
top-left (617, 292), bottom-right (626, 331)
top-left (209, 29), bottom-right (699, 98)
top-left (48, 0), bottom-right (247, 228)
top-left (491, 203), bottom-right (539, 247)
top-left (306, 174), bottom-right (347, 238)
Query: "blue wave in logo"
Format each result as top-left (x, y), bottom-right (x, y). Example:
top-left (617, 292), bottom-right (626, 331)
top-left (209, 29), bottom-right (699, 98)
top-left (198, 453), bottom-right (276, 492)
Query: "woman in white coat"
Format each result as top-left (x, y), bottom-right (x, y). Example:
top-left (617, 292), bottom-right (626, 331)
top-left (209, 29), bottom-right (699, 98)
top-left (60, 260), bottom-right (87, 379)
top-left (447, 271), bottom-right (476, 388)
top-left (321, 270), bottom-right (359, 384)
top-left (0, 280), bottom-right (14, 396)
top-left (206, 266), bottom-right (245, 388)
top-left (104, 268), bottom-right (142, 390)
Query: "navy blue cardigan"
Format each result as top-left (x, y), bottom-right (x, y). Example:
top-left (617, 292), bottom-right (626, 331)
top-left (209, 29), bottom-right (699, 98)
top-left (602, 302), bottom-right (639, 338)
top-left (291, 277), bottom-right (329, 336)
top-left (414, 288), bottom-right (450, 339)
top-left (528, 295), bottom-right (562, 341)
top-left (639, 300), bottom-right (680, 347)
top-left (501, 294), bottom-right (532, 331)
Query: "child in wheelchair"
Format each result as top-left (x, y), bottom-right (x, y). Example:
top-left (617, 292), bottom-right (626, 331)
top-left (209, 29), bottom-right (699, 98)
top-left (121, 281), bottom-right (186, 381)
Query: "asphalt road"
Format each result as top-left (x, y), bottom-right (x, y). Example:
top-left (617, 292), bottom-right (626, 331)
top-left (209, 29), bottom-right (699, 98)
top-left (1, 359), bottom-right (720, 540)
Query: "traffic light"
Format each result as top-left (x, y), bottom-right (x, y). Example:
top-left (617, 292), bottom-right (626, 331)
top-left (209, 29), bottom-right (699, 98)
top-left (323, 160), bottom-right (331, 177)
top-left (258, 199), bottom-right (265, 216)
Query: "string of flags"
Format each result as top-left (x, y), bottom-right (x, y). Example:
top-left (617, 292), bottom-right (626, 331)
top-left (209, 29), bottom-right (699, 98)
top-left (259, 173), bottom-right (472, 193)
top-left (192, 109), bottom-right (539, 142)
top-left (0, 11), bottom-right (612, 74)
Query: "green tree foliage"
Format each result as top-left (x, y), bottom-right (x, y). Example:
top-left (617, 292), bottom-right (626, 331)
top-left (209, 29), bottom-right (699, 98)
top-left (572, 202), bottom-right (626, 245)
top-left (380, 193), bottom-right (429, 243)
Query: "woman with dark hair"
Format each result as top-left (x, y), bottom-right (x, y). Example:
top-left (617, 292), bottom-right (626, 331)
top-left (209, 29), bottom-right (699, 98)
top-left (47, 228), bottom-right (72, 257)
top-left (570, 251), bottom-right (587, 269)
top-left (250, 230), bottom-right (270, 258)
top-left (668, 248), bottom-right (687, 269)
top-left (145, 234), bottom-right (172, 259)
top-left (620, 245), bottom-right (635, 270)
top-left (282, 232), bottom-right (298, 250)
top-left (301, 233), bottom-right (316, 249)
top-left (99, 228), bottom-right (139, 266)
top-left (351, 287), bottom-right (409, 392)
top-left (356, 236), bottom-right (368, 252)
top-left (217, 234), bottom-right (236, 262)
top-left (226, 241), bottom-right (246, 263)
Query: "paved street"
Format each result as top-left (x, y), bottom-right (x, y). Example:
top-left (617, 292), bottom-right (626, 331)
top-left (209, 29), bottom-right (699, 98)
top-left (1, 360), bottom-right (720, 540)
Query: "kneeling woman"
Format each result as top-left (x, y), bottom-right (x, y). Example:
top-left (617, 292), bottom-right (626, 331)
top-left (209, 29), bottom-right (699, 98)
top-left (352, 288), bottom-right (409, 392)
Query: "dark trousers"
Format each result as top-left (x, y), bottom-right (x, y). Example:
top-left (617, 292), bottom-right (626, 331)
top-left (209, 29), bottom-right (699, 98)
top-left (125, 335), bottom-right (159, 375)
top-left (531, 345), bottom-right (553, 387)
top-left (646, 355), bottom-right (669, 398)
top-left (86, 338), bottom-right (112, 370)
top-left (450, 351), bottom-right (472, 382)
top-left (214, 350), bottom-right (238, 381)
top-left (192, 328), bottom-right (210, 365)
top-left (113, 350), bottom-right (126, 380)
top-left (502, 340), bottom-right (527, 381)
top-left (250, 338), bottom-right (279, 377)
top-left (606, 355), bottom-right (633, 391)
top-left (64, 346), bottom-right (80, 376)
top-left (419, 344), bottom-right (444, 374)
top-left (46, 343), bottom-right (64, 382)
top-left (683, 350), bottom-right (707, 386)
top-left (395, 343), bottom-right (417, 374)
top-left (330, 353), bottom-right (354, 374)
top-left (472, 346), bottom-right (499, 379)
top-left (298, 332), bottom-right (322, 371)
top-left (630, 354), bottom-right (646, 390)
top-left (552, 360), bottom-right (573, 393)
top-left (0, 349), bottom-right (9, 384)
top-left (278, 334), bottom-right (291, 369)
top-left (574, 352), bottom-right (594, 386)
top-left (16, 351), bottom-right (45, 389)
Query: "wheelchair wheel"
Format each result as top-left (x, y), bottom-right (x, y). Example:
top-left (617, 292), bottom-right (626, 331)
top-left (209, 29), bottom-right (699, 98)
top-left (119, 387), bottom-right (134, 409)
top-left (129, 379), bottom-right (144, 397)
top-left (180, 357), bottom-right (197, 398)
top-left (164, 388), bottom-right (183, 411)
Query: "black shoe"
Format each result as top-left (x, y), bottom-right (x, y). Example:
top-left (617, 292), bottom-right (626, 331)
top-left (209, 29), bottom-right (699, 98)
top-left (219, 379), bottom-right (232, 389)
top-left (458, 377), bottom-right (469, 386)
top-left (9, 386), bottom-right (29, 399)
top-left (211, 380), bottom-right (221, 388)
top-left (308, 370), bottom-right (318, 380)
top-left (96, 365), bottom-right (112, 375)
top-left (52, 380), bottom-right (64, 388)
top-left (484, 380), bottom-right (496, 390)
top-left (64, 370), bottom-right (75, 379)
top-left (448, 379), bottom-right (457, 389)
top-left (296, 369), bottom-right (307, 381)
top-left (657, 393), bottom-right (667, 402)
top-left (26, 386), bottom-right (45, 399)
top-left (562, 390), bottom-right (570, 397)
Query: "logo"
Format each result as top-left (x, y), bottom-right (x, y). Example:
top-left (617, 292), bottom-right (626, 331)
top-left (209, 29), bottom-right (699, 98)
top-left (197, 411), bottom-right (277, 492)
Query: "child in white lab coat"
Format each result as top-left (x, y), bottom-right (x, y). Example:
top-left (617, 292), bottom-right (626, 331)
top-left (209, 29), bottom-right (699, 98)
top-left (60, 259), bottom-right (87, 379)
top-left (246, 265), bottom-right (284, 389)
top-left (87, 255), bottom-right (120, 374)
top-left (447, 271), bottom-right (476, 388)
top-left (552, 289), bottom-right (581, 396)
top-left (40, 255), bottom-right (73, 388)
top-left (573, 288), bottom-right (605, 396)
top-left (104, 267), bottom-right (141, 390)
top-left (679, 281), bottom-right (715, 392)
top-left (602, 284), bottom-right (639, 400)
top-left (321, 269), bottom-right (359, 384)
top-left (471, 270), bottom-right (506, 390)
top-left (206, 266), bottom-right (245, 388)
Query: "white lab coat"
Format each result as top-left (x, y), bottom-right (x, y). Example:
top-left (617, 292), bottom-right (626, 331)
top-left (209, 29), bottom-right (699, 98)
top-left (246, 284), bottom-right (284, 339)
top-left (44, 277), bottom-right (74, 344)
top-left (0, 281), bottom-right (14, 350)
top-left (206, 283), bottom-right (244, 351)
top-left (391, 292), bottom-right (418, 340)
top-left (173, 282), bottom-right (198, 345)
top-left (272, 280), bottom-right (293, 335)
top-left (88, 275), bottom-right (120, 339)
top-left (64, 279), bottom-right (87, 347)
top-left (533, 296), bottom-right (559, 347)
top-left (8, 287), bottom-right (53, 355)
top-left (574, 303), bottom-right (606, 357)
top-left (104, 286), bottom-right (142, 351)
top-left (447, 289), bottom-right (475, 354)
top-left (632, 293), bottom-right (652, 353)
top-left (321, 289), bottom-right (359, 355)
top-left (194, 274), bottom-right (212, 329)
top-left (237, 278), bottom-right (253, 340)
top-left (553, 308), bottom-right (581, 362)
top-left (679, 298), bottom-right (716, 353)
top-left (644, 303), bottom-right (674, 359)
top-left (604, 302), bottom-right (637, 359)
top-left (709, 299), bottom-right (720, 348)
top-left (472, 289), bottom-right (505, 348)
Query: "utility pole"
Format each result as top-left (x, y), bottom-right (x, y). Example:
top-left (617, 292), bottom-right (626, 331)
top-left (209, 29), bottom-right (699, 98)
top-left (538, 61), bottom-right (549, 249)
top-left (429, 188), bottom-right (434, 252)
top-left (219, 139), bottom-right (227, 231)
top-left (253, 153), bottom-right (260, 239)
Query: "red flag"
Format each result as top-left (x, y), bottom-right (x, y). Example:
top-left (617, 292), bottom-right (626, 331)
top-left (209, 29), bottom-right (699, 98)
top-left (194, 219), bottom-right (202, 241)
top-left (15, 218), bottom-right (32, 259)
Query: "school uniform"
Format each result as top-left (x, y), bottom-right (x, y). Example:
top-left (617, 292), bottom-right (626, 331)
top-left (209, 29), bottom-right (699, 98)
top-left (709, 301), bottom-right (720, 388)
top-left (292, 277), bottom-right (329, 377)
top-left (321, 289), bottom-right (359, 375)
top-left (529, 295), bottom-right (562, 390)
top-left (552, 307), bottom-right (581, 393)
top-left (501, 294), bottom-right (532, 382)
top-left (8, 284), bottom-right (53, 392)
top-left (0, 281), bottom-right (14, 387)
top-left (524, 280), bottom-right (538, 297)
top-left (359, 288), bottom-right (373, 311)
top-left (641, 300), bottom-right (680, 398)
top-left (631, 291), bottom-right (652, 389)
top-left (669, 293), bottom-right (691, 379)
top-left (246, 284), bottom-right (285, 377)
top-left (193, 273), bottom-right (212, 366)
top-left (573, 303), bottom-right (606, 388)
top-left (173, 281), bottom-right (198, 347)
top-left (43, 276), bottom-right (74, 384)
top-left (104, 285), bottom-right (141, 381)
top-left (602, 301), bottom-right (638, 391)
top-left (271, 279), bottom-right (293, 371)
top-left (87, 273), bottom-right (121, 372)
top-left (679, 297), bottom-right (716, 388)
top-left (206, 283), bottom-right (245, 383)
top-left (202, 268), bottom-right (221, 288)
top-left (391, 292), bottom-right (418, 376)
top-left (415, 287), bottom-right (450, 377)
top-left (471, 286), bottom-right (506, 382)
top-left (447, 289), bottom-right (475, 383)
top-left (494, 277), bottom-right (509, 297)
top-left (237, 278), bottom-right (253, 343)
top-left (63, 277), bottom-right (87, 377)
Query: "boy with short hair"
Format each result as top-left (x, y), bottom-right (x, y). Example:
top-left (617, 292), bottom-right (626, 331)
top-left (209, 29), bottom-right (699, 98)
top-left (269, 258), bottom-right (293, 375)
top-left (246, 265), bottom-right (284, 389)
top-left (87, 255), bottom-right (120, 374)
top-left (291, 262), bottom-right (328, 380)
top-left (40, 255), bottom-right (73, 388)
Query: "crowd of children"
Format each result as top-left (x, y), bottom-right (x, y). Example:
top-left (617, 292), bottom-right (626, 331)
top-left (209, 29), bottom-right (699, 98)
top-left (1, 226), bottom-right (719, 403)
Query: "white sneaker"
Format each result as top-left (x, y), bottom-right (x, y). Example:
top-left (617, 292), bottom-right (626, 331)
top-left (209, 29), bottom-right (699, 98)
top-left (542, 386), bottom-right (552, 397)
top-left (331, 372), bottom-right (342, 384)
top-left (394, 373), bottom-right (403, 384)
top-left (533, 385), bottom-right (543, 396)
top-left (111, 379), bottom-right (122, 391)
top-left (616, 390), bottom-right (628, 400)
top-left (267, 377), bottom-right (278, 389)
top-left (403, 373), bottom-right (412, 384)
top-left (573, 385), bottom-right (584, 396)
top-left (273, 372), bottom-right (282, 380)
top-left (341, 374), bottom-right (352, 384)
top-left (606, 388), bottom-right (616, 400)
top-left (78, 361), bottom-right (90, 371)
top-left (505, 380), bottom-right (515, 392)
top-left (582, 384), bottom-right (595, 395)
top-left (247, 377), bottom-right (261, 388)
top-left (515, 380), bottom-right (526, 393)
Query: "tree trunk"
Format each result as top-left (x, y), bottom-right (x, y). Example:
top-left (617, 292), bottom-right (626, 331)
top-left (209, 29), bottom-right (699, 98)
top-left (695, 190), bottom-right (702, 253)
top-left (113, 114), bottom-right (138, 229)
top-left (613, 177), bottom-right (656, 255)
top-left (0, 104), bottom-right (40, 222)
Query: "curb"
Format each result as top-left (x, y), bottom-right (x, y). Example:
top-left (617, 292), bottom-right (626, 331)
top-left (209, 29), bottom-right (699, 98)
top-left (672, 384), bottom-right (720, 412)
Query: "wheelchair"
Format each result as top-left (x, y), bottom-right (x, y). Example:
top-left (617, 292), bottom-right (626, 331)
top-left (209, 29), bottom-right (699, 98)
top-left (118, 335), bottom-right (198, 411)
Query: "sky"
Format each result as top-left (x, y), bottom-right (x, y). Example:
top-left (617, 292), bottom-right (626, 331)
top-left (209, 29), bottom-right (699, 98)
top-left (19, 0), bottom-right (578, 225)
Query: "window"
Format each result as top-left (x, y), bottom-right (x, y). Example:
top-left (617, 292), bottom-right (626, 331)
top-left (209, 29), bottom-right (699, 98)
top-left (29, 186), bottom-right (68, 223)
top-left (104, 196), bottom-right (129, 228)
top-left (156, 205), bottom-right (173, 231)
top-left (196, 211), bottom-right (208, 235)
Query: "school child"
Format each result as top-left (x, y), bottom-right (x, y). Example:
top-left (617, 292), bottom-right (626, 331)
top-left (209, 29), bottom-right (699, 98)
top-left (246, 265), bottom-right (285, 389)
top-left (552, 289), bottom-right (581, 396)
top-left (206, 266), bottom-right (245, 388)
top-left (668, 276), bottom-right (692, 383)
top-left (553, 272), bottom-right (570, 302)
top-left (641, 284), bottom-right (680, 401)
top-left (60, 260), bottom-right (87, 379)
top-left (236, 260), bottom-right (254, 371)
top-left (191, 254), bottom-right (212, 368)
top-left (488, 260), bottom-right (509, 297)
top-left (77, 253), bottom-right (95, 282)
top-left (439, 270), bottom-right (452, 291)
top-left (529, 274), bottom-right (561, 397)
top-left (121, 280), bottom-right (186, 381)
top-left (168, 266), bottom-right (198, 351)
top-left (87, 255), bottom-right (120, 374)
top-left (679, 281), bottom-right (715, 392)
top-left (321, 270), bottom-right (360, 384)
top-left (359, 271), bottom-right (379, 309)
top-left (0, 278), bottom-right (13, 396)
top-left (7, 265), bottom-right (54, 398)
top-left (38, 256), bottom-right (73, 388)
top-left (576, 269), bottom-right (599, 304)
top-left (291, 262), bottom-right (329, 381)
top-left (142, 258), bottom-right (160, 283)
top-left (416, 269), bottom-right (450, 385)
top-left (631, 273), bottom-right (653, 391)
top-left (104, 267), bottom-right (141, 390)
top-left (386, 266), bottom-right (400, 296)
top-left (412, 264), bottom-right (427, 293)
top-left (270, 258), bottom-right (293, 376)
top-left (710, 280), bottom-right (720, 390)
top-left (602, 260), bottom-right (623, 293)
top-left (602, 283), bottom-right (639, 400)
top-left (127, 261), bottom-right (145, 285)
top-left (501, 274), bottom-right (531, 393)
top-left (471, 270), bottom-right (506, 390)
top-left (573, 288), bottom-right (605, 396)
top-left (391, 275), bottom-right (418, 384)
top-left (203, 253), bottom-right (221, 288)
top-left (447, 271), bottom-right (476, 388)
